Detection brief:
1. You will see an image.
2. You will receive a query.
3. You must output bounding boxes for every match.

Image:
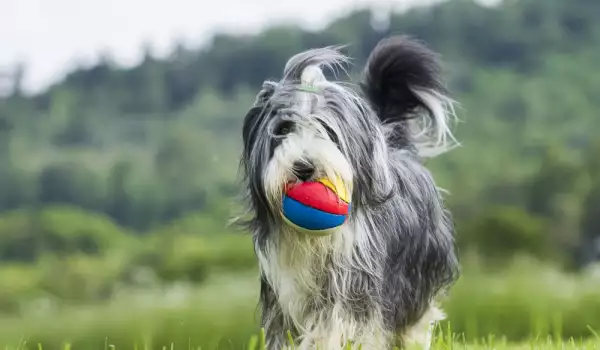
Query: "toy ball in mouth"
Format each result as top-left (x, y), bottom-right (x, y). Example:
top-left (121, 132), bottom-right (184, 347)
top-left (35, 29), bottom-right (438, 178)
top-left (281, 177), bottom-right (350, 236)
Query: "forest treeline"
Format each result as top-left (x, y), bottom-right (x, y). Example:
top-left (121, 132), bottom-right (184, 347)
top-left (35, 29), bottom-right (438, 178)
top-left (0, 0), bottom-right (599, 269)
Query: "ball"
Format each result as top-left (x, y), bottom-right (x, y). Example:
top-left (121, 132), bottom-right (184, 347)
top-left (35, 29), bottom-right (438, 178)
top-left (281, 177), bottom-right (350, 236)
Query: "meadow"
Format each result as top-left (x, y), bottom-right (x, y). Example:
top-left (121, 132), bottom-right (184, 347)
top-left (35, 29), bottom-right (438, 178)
top-left (0, 249), bottom-right (598, 349)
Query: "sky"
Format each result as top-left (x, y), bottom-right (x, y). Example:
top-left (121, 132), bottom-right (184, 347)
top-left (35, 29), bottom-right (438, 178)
top-left (0, 0), bottom-right (440, 93)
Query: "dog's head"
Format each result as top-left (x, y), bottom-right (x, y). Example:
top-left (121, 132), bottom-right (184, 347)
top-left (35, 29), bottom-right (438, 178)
top-left (240, 36), bottom-right (456, 233)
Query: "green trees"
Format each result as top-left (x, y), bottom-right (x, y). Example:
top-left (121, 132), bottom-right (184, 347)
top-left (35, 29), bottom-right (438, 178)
top-left (0, 0), bottom-right (598, 267)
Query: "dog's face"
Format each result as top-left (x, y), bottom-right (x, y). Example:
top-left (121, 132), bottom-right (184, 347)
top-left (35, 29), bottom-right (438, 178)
top-left (241, 65), bottom-right (386, 229)
top-left (251, 87), bottom-right (353, 205)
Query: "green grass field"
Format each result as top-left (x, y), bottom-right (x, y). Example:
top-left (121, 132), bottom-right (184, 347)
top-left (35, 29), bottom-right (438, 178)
top-left (2, 331), bottom-right (600, 350)
top-left (0, 260), bottom-right (599, 350)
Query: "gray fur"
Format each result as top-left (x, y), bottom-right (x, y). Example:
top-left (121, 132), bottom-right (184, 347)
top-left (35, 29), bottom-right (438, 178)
top-left (238, 35), bottom-right (460, 350)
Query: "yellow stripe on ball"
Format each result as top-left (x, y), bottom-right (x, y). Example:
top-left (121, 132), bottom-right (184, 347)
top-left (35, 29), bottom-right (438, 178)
top-left (318, 177), bottom-right (350, 203)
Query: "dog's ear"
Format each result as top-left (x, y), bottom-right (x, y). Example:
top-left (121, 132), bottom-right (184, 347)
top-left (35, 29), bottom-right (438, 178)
top-left (360, 36), bottom-right (456, 153)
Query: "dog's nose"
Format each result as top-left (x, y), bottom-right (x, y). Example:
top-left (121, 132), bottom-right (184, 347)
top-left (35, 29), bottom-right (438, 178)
top-left (293, 161), bottom-right (315, 181)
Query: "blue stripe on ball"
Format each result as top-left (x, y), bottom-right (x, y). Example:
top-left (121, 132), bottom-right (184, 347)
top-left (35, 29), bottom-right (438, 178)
top-left (282, 196), bottom-right (347, 230)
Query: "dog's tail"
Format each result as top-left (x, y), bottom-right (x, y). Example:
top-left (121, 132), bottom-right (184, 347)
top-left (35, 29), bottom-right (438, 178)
top-left (360, 36), bottom-right (458, 156)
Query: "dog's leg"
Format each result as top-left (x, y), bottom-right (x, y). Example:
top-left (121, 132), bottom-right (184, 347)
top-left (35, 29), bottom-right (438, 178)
top-left (263, 310), bottom-right (295, 350)
top-left (401, 305), bottom-right (445, 350)
top-left (264, 322), bottom-right (288, 350)
top-left (259, 277), bottom-right (295, 350)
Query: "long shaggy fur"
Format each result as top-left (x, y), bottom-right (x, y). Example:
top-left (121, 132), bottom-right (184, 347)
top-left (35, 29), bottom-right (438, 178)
top-left (237, 35), bottom-right (460, 350)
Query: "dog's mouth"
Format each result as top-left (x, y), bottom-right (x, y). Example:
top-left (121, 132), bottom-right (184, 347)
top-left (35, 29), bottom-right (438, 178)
top-left (291, 160), bottom-right (315, 182)
top-left (284, 179), bottom-right (306, 189)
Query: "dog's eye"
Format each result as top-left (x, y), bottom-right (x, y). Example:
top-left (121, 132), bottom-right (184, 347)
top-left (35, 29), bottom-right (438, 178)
top-left (274, 121), bottom-right (294, 136)
top-left (319, 122), bottom-right (339, 144)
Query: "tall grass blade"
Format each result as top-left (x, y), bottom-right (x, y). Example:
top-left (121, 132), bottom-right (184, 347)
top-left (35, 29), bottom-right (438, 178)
top-left (259, 328), bottom-right (266, 350)
top-left (247, 335), bottom-right (258, 350)
top-left (286, 330), bottom-right (295, 349)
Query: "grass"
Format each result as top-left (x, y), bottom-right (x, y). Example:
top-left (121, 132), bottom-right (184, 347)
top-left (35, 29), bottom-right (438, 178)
top-left (0, 272), bottom-right (260, 350)
top-left (441, 255), bottom-right (600, 342)
top-left (241, 327), bottom-right (600, 350)
top-left (0, 259), bottom-right (599, 349)
top-left (3, 329), bottom-right (599, 350)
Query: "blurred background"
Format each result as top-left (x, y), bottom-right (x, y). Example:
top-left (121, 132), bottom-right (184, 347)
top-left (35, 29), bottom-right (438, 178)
top-left (1, 0), bottom-right (599, 348)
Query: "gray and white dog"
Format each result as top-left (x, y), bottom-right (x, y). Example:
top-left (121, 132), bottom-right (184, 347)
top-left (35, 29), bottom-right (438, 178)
top-left (238, 36), bottom-right (460, 350)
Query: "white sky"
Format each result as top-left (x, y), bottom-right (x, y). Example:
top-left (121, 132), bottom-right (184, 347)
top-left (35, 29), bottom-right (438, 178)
top-left (0, 0), bottom-right (443, 93)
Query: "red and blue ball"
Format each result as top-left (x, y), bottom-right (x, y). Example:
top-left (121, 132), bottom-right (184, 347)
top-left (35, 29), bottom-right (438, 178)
top-left (281, 178), bottom-right (350, 236)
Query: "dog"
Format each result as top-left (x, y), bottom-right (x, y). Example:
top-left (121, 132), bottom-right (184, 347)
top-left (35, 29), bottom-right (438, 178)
top-left (237, 35), bottom-right (460, 349)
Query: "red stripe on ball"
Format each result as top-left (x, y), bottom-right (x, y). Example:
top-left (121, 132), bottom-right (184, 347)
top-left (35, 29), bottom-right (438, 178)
top-left (286, 181), bottom-right (349, 215)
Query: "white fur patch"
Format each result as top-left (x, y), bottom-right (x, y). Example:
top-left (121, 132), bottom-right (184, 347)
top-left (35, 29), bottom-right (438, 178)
top-left (410, 88), bottom-right (459, 158)
top-left (403, 306), bottom-right (446, 350)
top-left (258, 223), bottom-right (390, 350)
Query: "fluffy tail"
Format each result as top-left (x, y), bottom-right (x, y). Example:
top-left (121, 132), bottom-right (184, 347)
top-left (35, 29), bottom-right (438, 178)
top-left (360, 35), bottom-right (458, 156)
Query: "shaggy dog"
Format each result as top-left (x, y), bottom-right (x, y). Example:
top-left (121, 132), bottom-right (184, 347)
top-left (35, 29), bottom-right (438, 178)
top-left (238, 35), bottom-right (460, 349)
